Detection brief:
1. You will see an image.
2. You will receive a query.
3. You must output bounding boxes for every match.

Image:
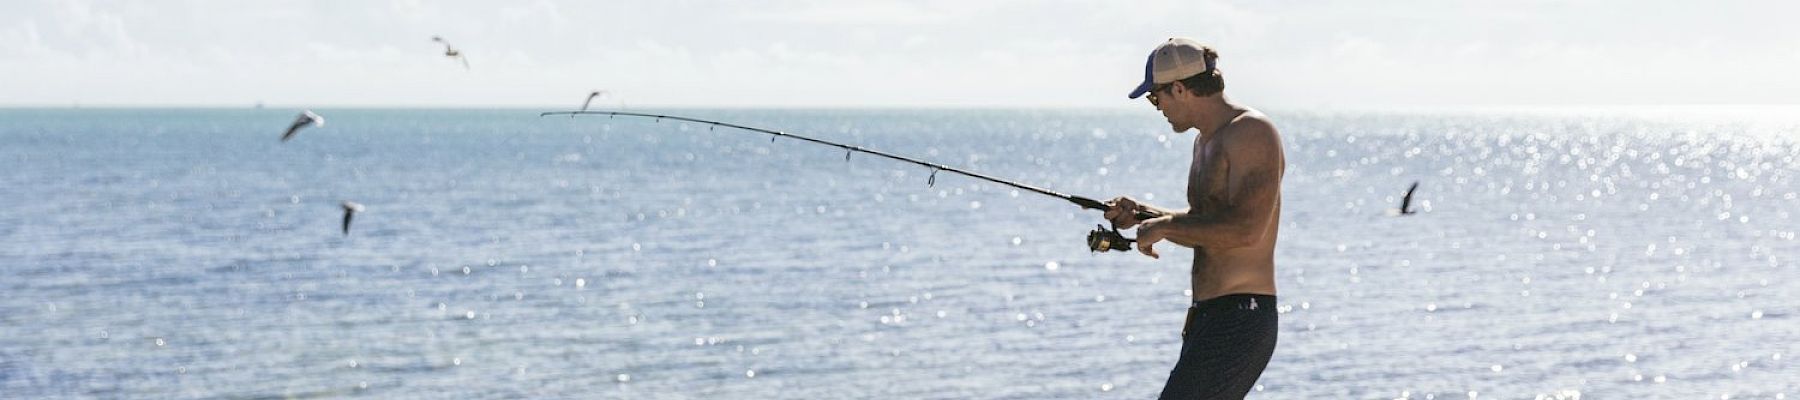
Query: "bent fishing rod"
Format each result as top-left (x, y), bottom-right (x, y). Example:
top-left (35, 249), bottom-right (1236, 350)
top-left (540, 109), bottom-right (1152, 252)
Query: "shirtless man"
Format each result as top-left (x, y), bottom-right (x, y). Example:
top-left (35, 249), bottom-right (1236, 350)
top-left (1106, 38), bottom-right (1286, 400)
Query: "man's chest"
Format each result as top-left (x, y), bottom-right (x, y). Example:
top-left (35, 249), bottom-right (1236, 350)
top-left (1186, 139), bottom-right (1230, 209)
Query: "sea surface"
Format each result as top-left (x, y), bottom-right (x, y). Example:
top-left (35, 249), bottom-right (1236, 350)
top-left (1, 107), bottom-right (1796, 399)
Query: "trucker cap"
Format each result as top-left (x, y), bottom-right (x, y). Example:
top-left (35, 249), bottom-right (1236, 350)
top-left (1128, 37), bottom-right (1215, 99)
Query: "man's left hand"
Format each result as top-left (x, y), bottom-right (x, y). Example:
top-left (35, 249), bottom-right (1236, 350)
top-left (1135, 217), bottom-right (1171, 259)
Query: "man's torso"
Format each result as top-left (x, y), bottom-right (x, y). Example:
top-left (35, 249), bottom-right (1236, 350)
top-left (1187, 109), bottom-right (1284, 300)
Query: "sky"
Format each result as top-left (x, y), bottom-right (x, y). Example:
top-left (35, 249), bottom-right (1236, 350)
top-left (2, 0), bottom-right (1798, 109)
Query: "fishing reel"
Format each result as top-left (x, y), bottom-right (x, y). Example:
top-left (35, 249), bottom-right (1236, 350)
top-left (1086, 224), bottom-right (1136, 253)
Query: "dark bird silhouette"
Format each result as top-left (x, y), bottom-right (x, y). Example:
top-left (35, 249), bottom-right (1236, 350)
top-left (431, 36), bottom-right (470, 70)
top-left (1399, 181), bottom-right (1420, 215)
top-left (281, 110), bottom-right (323, 142)
top-left (341, 201), bottom-right (365, 235)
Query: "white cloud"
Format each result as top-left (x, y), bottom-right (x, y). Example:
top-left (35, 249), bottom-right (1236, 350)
top-left (0, 20), bottom-right (47, 56)
top-left (500, 0), bottom-right (567, 28)
top-left (899, 35), bottom-right (930, 49)
top-left (38, 0), bottom-right (145, 58)
top-left (1329, 36), bottom-right (1385, 61)
top-left (2, 0), bottom-right (1798, 107)
top-left (735, 0), bottom-right (1007, 25)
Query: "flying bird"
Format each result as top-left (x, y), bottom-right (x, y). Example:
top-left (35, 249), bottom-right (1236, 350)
top-left (1398, 181), bottom-right (1420, 215)
top-left (281, 110), bottom-right (323, 142)
top-left (431, 36), bottom-right (470, 70)
top-left (341, 201), bottom-right (365, 235)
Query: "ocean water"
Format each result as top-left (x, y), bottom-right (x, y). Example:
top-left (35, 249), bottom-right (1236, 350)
top-left (1, 107), bottom-right (1796, 399)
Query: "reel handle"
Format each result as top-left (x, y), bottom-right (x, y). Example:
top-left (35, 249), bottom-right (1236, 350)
top-left (1067, 196), bottom-right (1159, 253)
top-left (1130, 210), bottom-right (1159, 222)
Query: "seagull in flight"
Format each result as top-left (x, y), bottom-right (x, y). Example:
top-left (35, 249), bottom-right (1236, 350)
top-left (281, 110), bottom-right (322, 142)
top-left (431, 36), bottom-right (470, 70)
top-left (341, 201), bottom-right (365, 236)
top-left (1398, 181), bottom-right (1420, 215)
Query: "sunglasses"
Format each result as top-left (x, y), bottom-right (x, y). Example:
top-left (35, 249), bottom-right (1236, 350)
top-left (1145, 83), bottom-right (1173, 107)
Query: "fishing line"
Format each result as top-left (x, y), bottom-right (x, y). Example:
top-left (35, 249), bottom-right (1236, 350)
top-left (542, 109), bottom-right (1151, 252)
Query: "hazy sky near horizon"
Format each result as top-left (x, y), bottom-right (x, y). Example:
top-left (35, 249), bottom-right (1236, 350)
top-left (3, 0), bottom-right (1798, 108)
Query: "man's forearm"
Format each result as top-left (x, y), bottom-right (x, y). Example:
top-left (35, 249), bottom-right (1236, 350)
top-left (1144, 204), bottom-right (1186, 218)
top-left (1155, 209), bottom-right (1258, 250)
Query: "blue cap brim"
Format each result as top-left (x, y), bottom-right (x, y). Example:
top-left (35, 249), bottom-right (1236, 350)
top-left (1128, 80), bottom-right (1153, 99)
top-left (1127, 53), bottom-right (1155, 99)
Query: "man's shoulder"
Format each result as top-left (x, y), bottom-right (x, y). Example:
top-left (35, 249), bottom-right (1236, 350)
top-left (1218, 110), bottom-right (1280, 151)
top-left (1224, 109), bottom-right (1277, 136)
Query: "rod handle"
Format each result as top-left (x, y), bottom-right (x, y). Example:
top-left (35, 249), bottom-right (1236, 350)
top-left (1069, 196), bottom-right (1161, 222)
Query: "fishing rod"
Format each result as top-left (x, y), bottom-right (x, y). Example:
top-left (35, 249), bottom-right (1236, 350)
top-left (540, 109), bottom-right (1153, 253)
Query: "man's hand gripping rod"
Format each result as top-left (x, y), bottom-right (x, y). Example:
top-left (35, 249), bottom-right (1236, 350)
top-left (1068, 196), bottom-right (1156, 253)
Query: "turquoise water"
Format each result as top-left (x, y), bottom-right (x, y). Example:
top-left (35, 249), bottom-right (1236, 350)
top-left (1, 108), bottom-right (1796, 398)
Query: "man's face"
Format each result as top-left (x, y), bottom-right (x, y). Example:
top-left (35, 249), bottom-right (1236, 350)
top-left (1148, 82), bottom-right (1195, 133)
top-left (1145, 83), bottom-right (1170, 109)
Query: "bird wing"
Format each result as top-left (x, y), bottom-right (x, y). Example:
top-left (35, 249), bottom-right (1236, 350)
top-left (435, 35), bottom-right (455, 55)
top-left (342, 208), bottom-right (355, 235)
top-left (1400, 181), bottom-right (1419, 213)
top-left (281, 114), bottom-right (312, 141)
top-left (459, 56), bottom-right (470, 70)
top-left (581, 93), bottom-right (599, 112)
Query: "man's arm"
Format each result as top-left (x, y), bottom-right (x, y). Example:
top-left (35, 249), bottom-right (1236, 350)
top-left (1136, 120), bottom-right (1281, 256)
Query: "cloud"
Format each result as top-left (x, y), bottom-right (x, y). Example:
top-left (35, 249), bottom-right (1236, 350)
top-left (735, 0), bottom-right (1008, 25)
top-left (500, 0), bottom-right (567, 27)
top-left (1329, 36), bottom-right (1386, 61)
top-left (32, 0), bottom-right (146, 58)
top-left (3, 0), bottom-right (1799, 107)
top-left (0, 20), bottom-right (47, 57)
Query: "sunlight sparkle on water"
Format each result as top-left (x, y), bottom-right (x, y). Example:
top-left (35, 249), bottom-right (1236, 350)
top-left (9, 108), bottom-right (1800, 398)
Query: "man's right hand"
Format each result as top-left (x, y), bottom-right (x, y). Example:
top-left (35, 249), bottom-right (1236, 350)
top-left (1104, 196), bottom-right (1148, 229)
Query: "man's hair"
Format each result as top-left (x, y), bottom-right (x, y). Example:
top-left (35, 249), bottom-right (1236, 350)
top-left (1177, 47), bottom-right (1224, 96)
